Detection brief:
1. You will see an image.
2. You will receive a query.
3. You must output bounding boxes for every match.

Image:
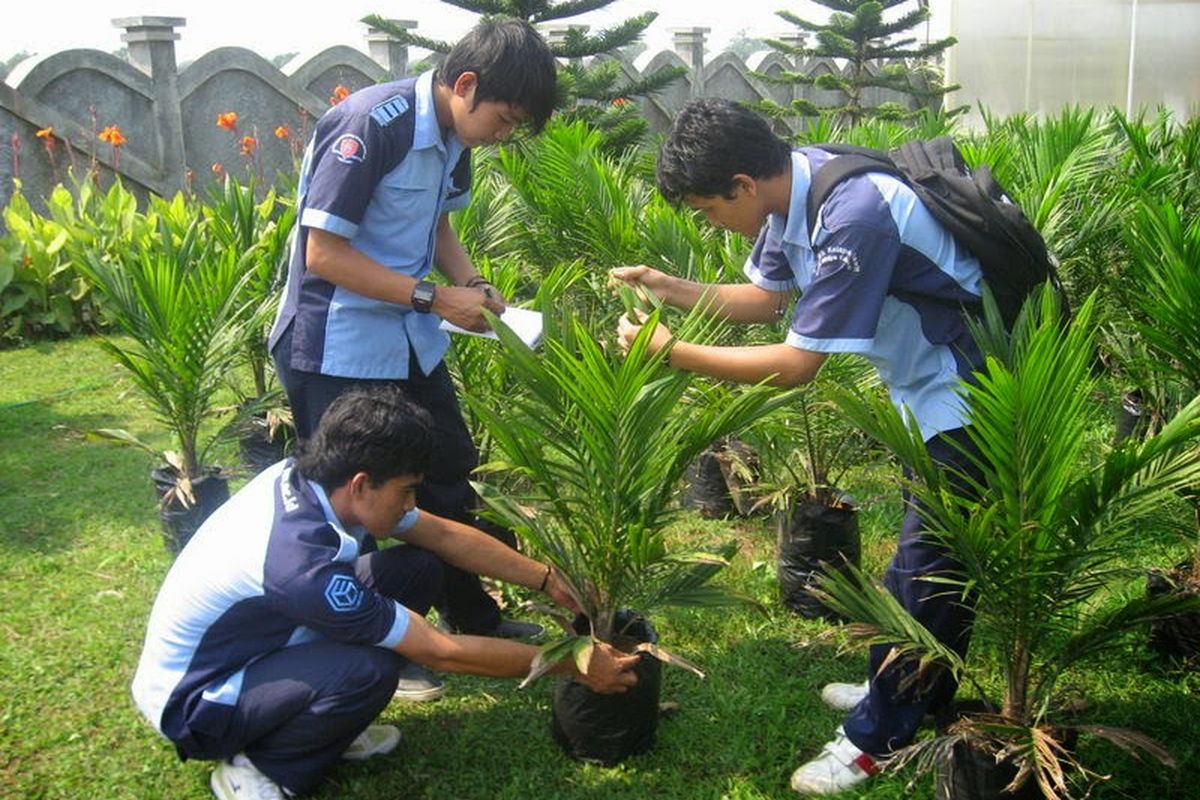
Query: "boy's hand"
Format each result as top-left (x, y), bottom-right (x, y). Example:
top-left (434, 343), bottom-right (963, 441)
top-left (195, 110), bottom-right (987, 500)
top-left (609, 265), bottom-right (672, 303)
top-left (434, 285), bottom-right (507, 332)
top-left (575, 642), bottom-right (640, 694)
top-left (542, 568), bottom-right (582, 614)
top-left (617, 308), bottom-right (672, 356)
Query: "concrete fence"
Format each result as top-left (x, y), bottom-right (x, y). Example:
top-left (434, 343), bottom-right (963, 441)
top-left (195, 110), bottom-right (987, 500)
top-left (0, 17), bottom-right (933, 219)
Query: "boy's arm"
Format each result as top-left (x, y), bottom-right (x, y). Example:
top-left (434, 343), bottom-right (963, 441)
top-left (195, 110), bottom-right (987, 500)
top-left (399, 510), bottom-right (552, 597)
top-left (666, 341), bottom-right (826, 387)
top-left (617, 311), bottom-right (826, 387)
top-left (307, 228), bottom-right (499, 332)
top-left (394, 613), bottom-right (639, 693)
top-left (610, 265), bottom-right (793, 323)
top-left (432, 213), bottom-right (490, 290)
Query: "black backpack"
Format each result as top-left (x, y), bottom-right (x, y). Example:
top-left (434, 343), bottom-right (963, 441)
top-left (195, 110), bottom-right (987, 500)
top-left (806, 136), bottom-right (1066, 328)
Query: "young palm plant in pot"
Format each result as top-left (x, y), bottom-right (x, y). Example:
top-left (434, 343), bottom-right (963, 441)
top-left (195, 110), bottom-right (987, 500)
top-left (467, 308), bottom-right (791, 765)
top-left (744, 354), bottom-right (876, 621)
top-left (1119, 198), bottom-right (1200, 661)
top-left (76, 214), bottom-right (257, 553)
top-left (815, 287), bottom-right (1200, 799)
top-left (204, 176), bottom-right (298, 474)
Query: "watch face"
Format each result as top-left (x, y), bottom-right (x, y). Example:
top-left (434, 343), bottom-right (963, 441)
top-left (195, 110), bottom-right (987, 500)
top-left (412, 281), bottom-right (436, 313)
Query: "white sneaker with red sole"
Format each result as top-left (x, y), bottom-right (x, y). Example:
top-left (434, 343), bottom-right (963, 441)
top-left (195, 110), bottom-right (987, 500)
top-left (790, 726), bottom-right (882, 795)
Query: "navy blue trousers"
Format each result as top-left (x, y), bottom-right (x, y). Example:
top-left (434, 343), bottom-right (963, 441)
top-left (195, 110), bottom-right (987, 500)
top-left (842, 427), bottom-right (983, 756)
top-left (273, 326), bottom-right (510, 633)
top-left (184, 545), bottom-right (443, 795)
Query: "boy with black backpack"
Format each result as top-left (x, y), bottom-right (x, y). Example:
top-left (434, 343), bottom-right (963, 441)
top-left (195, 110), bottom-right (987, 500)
top-left (610, 98), bottom-right (1047, 795)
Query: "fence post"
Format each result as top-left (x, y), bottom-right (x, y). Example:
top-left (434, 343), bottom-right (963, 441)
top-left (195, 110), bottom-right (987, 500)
top-left (671, 27), bottom-right (710, 98)
top-left (366, 19), bottom-right (417, 79)
top-left (114, 16), bottom-right (186, 196)
top-left (777, 31), bottom-right (808, 109)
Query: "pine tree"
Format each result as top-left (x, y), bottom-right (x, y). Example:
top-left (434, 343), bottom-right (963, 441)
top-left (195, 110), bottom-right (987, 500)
top-left (363, 2), bottom-right (684, 152)
top-left (755, 0), bottom-right (959, 128)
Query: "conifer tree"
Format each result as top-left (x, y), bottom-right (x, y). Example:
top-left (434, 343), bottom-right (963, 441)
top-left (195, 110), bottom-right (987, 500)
top-left (755, 0), bottom-right (959, 128)
top-left (364, 2), bottom-right (684, 152)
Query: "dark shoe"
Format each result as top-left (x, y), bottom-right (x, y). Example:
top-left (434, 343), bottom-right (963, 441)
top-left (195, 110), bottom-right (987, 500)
top-left (490, 618), bottom-right (545, 639)
top-left (394, 661), bottom-right (445, 702)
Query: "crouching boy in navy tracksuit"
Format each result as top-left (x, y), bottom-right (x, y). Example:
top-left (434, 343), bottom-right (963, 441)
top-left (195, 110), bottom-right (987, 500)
top-left (132, 385), bottom-right (637, 800)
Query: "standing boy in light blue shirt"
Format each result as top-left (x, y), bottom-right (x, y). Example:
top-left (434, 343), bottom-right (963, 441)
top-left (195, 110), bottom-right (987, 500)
top-left (612, 98), bottom-right (988, 796)
top-left (270, 20), bottom-right (556, 693)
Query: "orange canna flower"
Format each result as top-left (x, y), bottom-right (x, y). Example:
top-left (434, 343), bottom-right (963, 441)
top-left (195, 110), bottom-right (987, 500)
top-left (36, 126), bottom-right (54, 139)
top-left (274, 125), bottom-right (291, 139)
top-left (329, 85), bottom-right (351, 106)
top-left (611, 97), bottom-right (630, 107)
top-left (240, 135), bottom-right (258, 156)
top-left (98, 125), bottom-right (127, 147)
top-left (212, 162), bottom-right (224, 174)
top-left (216, 112), bottom-right (239, 130)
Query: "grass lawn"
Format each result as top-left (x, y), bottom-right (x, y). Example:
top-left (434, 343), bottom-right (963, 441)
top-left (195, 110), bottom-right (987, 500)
top-left (1, 336), bottom-right (1197, 800)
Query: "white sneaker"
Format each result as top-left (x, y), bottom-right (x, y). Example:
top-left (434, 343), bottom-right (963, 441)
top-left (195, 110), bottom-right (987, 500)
top-left (790, 727), bottom-right (881, 795)
top-left (342, 724), bottom-right (401, 761)
top-left (819, 680), bottom-right (869, 711)
top-left (210, 757), bottom-right (288, 800)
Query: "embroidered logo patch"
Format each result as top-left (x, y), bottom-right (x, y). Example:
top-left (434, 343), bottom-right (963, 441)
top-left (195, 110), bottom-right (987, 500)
top-left (817, 246), bottom-right (861, 275)
top-left (279, 465), bottom-right (299, 513)
top-left (369, 95), bottom-right (409, 127)
top-left (324, 574), bottom-right (364, 612)
top-left (331, 134), bottom-right (366, 164)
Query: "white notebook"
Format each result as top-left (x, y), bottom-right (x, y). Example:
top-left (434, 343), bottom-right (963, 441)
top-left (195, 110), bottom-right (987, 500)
top-left (439, 306), bottom-right (544, 349)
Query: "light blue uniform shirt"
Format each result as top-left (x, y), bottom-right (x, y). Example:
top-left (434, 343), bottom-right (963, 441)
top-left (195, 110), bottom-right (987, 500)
top-left (745, 149), bottom-right (985, 439)
top-left (269, 70), bottom-right (473, 379)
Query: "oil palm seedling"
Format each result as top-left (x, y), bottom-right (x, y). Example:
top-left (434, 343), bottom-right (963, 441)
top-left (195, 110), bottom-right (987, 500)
top-left (816, 287), bottom-right (1200, 799)
top-left (467, 306), bottom-right (791, 764)
top-left (75, 215), bottom-right (257, 552)
top-left (744, 354), bottom-right (876, 620)
top-left (204, 175), bottom-right (297, 472)
top-left (1119, 198), bottom-right (1200, 661)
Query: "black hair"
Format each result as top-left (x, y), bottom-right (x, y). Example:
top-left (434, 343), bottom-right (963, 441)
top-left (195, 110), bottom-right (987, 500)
top-left (656, 98), bottom-right (792, 204)
top-left (437, 18), bottom-right (558, 134)
top-left (293, 385), bottom-right (434, 489)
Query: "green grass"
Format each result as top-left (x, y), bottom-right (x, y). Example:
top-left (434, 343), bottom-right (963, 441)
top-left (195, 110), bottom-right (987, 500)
top-left (1, 337), bottom-right (1197, 799)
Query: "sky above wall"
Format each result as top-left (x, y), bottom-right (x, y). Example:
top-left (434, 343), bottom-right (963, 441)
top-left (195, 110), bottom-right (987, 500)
top-left (2, 1), bottom-right (952, 66)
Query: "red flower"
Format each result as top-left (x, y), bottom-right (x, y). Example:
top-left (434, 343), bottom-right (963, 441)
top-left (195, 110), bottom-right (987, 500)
top-left (611, 97), bottom-right (630, 107)
top-left (216, 112), bottom-right (239, 130)
top-left (98, 125), bottom-right (127, 147)
top-left (240, 136), bottom-right (258, 156)
top-left (329, 85), bottom-right (351, 106)
top-left (37, 126), bottom-right (56, 157)
top-left (274, 125), bottom-right (291, 139)
top-left (212, 162), bottom-right (224, 174)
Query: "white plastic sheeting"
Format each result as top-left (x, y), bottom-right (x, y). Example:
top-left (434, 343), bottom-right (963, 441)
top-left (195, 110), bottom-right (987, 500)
top-left (944, 0), bottom-right (1199, 123)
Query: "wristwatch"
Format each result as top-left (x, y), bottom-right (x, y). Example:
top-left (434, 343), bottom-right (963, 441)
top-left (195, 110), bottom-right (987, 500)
top-left (410, 280), bottom-right (437, 313)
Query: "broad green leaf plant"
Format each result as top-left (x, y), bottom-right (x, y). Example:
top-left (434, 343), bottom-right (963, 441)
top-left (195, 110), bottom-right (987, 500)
top-left (468, 306), bottom-right (792, 683)
top-left (815, 286), bottom-right (1200, 798)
